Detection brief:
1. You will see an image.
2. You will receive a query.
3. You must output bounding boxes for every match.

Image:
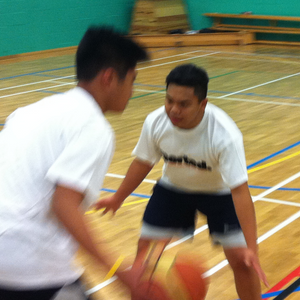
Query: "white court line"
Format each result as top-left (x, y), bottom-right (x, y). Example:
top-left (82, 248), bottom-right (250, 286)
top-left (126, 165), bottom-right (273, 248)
top-left (182, 49), bottom-right (300, 65)
top-left (86, 171), bottom-right (300, 293)
top-left (85, 277), bottom-right (117, 294)
top-left (0, 75), bottom-right (74, 91)
top-left (219, 71), bottom-right (300, 98)
top-left (258, 210), bottom-right (300, 243)
top-left (202, 54), bottom-right (300, 66)
top-left (258, 197), bottom-right (300, 207)
top-left (137, 52), bottom-right (219, 70)
top-left (144, 50), bottom-right (209, 63)
top-left (134, 88), bottom-right (300, 107)
top-left (0, 82), bottom-right (75, 99)
top-left (165, 224), bottom-right (208, 250)
top-left (210, 95), bottom-right (300, 107)
top-left (180, 48), bottom-right (300, 62)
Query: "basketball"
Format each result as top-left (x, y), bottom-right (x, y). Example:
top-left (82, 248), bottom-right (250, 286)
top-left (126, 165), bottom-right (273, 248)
top-left (136, 252), bottom-right (209, 300)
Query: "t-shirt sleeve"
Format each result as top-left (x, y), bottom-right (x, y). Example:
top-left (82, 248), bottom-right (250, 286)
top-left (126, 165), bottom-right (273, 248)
top-left (46, 124), bottom-right (114, 200)
top-left (132, 116), bottom-right (162, 165)
top-left (218, 136), bottom-right (248, 189)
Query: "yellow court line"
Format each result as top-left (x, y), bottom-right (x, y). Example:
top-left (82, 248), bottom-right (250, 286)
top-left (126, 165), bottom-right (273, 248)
top-left (85, 209), bottom-right (99, 215)
top-left (121, 198), bottom-right (149, 206)
top-left (103, 255), bottom-right (125, 281)
top-left (248, 150), bottom-right (300, 174)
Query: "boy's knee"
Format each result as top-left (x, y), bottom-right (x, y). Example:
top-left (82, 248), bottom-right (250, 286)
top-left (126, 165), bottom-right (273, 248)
top-left (228, 256), bottom-right (249, 270)
top-left (224, 248), bottom-right (251, 271)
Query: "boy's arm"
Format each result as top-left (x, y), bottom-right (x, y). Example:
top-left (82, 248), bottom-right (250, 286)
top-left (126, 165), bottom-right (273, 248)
top-left (51, 185), bottom-right (147, 292)
top-left (231, 182), bottom-right (257, 252)
top-left (95, 158), bottom-right (154, 214)
top-left (52, 185), bottom-right (117, 269)
top-left (231, 182), bottom-right (268, 286)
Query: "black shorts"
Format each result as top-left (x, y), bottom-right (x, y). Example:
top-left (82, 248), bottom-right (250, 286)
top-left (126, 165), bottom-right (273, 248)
top-left (142, 182), bottom-right (246, 247)
top-left (0, 279), bottom-right (90, 300)
top-left (0, 286), bottom-right (60, 300)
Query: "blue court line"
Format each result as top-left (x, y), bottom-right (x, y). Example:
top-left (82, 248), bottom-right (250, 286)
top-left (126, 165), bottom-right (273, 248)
top-left (0, 65), bottom-right (75, 81)
top-left (101, 188), bottom-right (150, 199)
top-left (235, 287), bottom-right (300, 299)
top-left (100, 185), bottom-right (300, 199)
top-left (211, 71), bottom-right (239, 79)
top-left (37, 90), bottom-right (62, 94)
top-left (32, 74), bottom-right (75, 79)
top-left (247, 140), bottom-right (300, 169)
top-left (249, 185), bottom-right (300, 192)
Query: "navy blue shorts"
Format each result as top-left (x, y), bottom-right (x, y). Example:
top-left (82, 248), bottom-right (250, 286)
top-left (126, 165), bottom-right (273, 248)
top-left (142, 182), bottom-right (246, 247)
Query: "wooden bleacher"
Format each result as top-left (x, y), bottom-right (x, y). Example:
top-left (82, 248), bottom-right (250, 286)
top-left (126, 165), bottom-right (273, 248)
top-left (204, 13), bottom-right (300, 45)
top-left (130, 1), bottom-right (255, 47)
top-left (131, 31), bottom-right (254, 48)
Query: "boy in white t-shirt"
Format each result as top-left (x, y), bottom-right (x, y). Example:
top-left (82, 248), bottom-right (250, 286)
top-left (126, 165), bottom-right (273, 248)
top-left (96, 64), bottom-right (269, 300)
top-left (0, 27), bottom-right (149, 300)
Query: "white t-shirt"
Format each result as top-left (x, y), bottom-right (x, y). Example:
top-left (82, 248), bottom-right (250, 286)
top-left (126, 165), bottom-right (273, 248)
top-left (0, 87), bottom-right (114, 288)
top-left (132, 103), bottom-right (248, 194)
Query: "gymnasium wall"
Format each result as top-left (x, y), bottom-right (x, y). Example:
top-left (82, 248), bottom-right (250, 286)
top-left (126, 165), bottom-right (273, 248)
top-left (187, 0), bottom-right (300, 32)
top-left (0, 0), bottom-right (135, 57)
top-left (1, 0), bottom-right (300, 57)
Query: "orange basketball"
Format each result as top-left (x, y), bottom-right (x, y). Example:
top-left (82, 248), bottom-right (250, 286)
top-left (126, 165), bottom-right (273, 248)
top-left (136, 252), bottom-right (209, 300)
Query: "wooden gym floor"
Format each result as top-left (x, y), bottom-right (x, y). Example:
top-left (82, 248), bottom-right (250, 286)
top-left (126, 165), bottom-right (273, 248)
top-left (1, 43), bottom-right (300, 300)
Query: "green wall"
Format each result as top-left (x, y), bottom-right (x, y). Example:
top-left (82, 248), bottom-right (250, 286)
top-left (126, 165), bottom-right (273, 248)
top-left (186, 0), bottom-right (300, 33)
top-left (1, 0), bottom-right (300, 57)
top-left (0, 0), bottom-right (135, 57)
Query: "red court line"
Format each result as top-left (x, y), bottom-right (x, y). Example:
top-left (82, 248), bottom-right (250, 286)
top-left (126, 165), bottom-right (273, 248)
top-left (264, 266), bottom-right (300, 299)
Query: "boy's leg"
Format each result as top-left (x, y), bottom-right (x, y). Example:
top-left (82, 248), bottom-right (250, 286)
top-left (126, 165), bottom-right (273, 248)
top-left (224, 247), bottom-right (261, 300)
top-left (131, 238), bottom-right (171, 300)
top-left (201, 193), bottom-right (261, 300)
top-left (135, 182), bottom-right (196, 269)
top-left (133, 238), bottom-right (171, 268)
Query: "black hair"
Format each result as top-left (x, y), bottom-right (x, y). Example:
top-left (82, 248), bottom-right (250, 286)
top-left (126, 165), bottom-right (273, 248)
top-left (166, 64), bottom-right (209, 101)
top-left (76, 26), bottom-right (148, 81)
